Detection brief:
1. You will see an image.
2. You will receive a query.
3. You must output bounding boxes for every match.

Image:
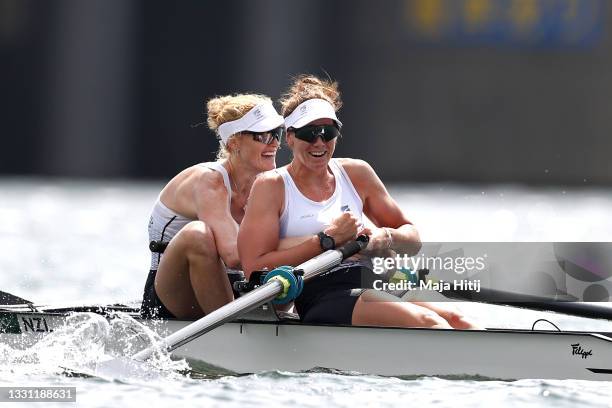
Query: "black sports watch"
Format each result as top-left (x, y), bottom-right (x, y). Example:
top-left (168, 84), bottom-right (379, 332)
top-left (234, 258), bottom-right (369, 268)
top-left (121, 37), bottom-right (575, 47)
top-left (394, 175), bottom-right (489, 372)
top-left (317, 231), bottom-right (336, 251)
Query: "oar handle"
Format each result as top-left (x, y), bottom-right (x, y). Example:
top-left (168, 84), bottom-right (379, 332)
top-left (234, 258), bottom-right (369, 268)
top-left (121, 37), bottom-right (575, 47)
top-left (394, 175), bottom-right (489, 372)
top-left (339, 235), bottom-right (369, 259)
top-left (300, 235), bottom-right (369, 282)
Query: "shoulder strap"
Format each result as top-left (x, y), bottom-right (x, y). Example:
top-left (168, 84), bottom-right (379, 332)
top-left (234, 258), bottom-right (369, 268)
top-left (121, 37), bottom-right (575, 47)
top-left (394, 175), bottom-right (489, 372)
top-left (200, 162), bottom-right (231, 206)
top-left (330, 158), bottom-right (363, 208)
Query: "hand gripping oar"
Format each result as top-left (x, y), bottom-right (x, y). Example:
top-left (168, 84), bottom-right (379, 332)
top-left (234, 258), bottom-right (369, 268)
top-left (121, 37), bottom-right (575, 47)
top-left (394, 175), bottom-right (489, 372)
top-left (93, 236), bottom-right (369, 379)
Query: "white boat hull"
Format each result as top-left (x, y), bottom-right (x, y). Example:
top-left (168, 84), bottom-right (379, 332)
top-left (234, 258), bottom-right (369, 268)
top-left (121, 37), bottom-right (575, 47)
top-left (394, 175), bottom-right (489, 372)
top-left (148, 319), bottom-right (612, 381)
top-left (2, 306), bottom-right (612, 381)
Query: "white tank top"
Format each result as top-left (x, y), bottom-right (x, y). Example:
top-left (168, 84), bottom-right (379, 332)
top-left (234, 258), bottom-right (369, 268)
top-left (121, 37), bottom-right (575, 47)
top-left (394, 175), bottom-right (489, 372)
top-left (148, 162), bottom-right (231, 270)
top-left (278, 159), bottom-right (363, 238)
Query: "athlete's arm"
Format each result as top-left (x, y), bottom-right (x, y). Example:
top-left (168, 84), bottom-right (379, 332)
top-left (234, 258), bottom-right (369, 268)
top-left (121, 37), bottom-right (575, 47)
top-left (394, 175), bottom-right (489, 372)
top-left (340, 158), bottom-right (421, 256)
top-left (193, 171), bottom-right (241, 269)
top-left (238, 173), bottom-right (324, 279)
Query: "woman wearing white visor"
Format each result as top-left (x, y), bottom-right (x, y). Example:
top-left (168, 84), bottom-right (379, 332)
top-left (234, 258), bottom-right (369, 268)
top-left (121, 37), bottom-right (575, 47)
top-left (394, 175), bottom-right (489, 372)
top-left (141, 94), bottom-right (284, 319)
top-left (239, 76), bottom-right (478, 328)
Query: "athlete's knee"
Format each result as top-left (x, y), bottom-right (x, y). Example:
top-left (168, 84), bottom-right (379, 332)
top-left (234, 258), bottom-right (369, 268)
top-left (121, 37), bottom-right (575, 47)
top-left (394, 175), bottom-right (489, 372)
top-left (182, 221), bottom-right (218, 257)
top-left (412, 310), bottom-right (450, 328)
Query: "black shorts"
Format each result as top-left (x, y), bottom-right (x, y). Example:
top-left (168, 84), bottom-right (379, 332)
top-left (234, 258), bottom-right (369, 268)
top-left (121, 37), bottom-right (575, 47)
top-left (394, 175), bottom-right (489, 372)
top-left (295, 261), bottom-right (378, 325)
top-left (141, 269), bottom-right (175, 319)
top-left (140, 269), bottom-right (245, 319)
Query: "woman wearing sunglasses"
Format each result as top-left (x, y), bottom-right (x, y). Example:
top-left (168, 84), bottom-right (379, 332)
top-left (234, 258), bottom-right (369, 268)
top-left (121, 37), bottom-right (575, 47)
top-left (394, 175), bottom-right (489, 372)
top-left (238, 76), bottom-right (478, 329)
top-left (141, 93), bottom-right (285, 319)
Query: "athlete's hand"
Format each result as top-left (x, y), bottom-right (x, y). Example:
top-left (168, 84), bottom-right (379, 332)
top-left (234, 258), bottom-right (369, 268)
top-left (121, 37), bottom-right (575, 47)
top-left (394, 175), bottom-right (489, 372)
top-left (360, 227), bottom-right (394, 257)
top-left (324, 212), bottom-right (360, 246)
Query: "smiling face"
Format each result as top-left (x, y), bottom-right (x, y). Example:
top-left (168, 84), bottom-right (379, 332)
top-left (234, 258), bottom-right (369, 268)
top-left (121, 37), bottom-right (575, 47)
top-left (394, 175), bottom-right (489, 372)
top-left (229, 132), bottom-right (280, 172)
top-left (287, 118), bottom-right (337, 171)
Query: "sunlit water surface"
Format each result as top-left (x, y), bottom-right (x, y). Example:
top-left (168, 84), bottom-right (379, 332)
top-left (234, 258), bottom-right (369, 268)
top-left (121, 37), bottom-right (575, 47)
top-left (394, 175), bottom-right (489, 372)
top-left (1, 178), bottom-right (611, 407)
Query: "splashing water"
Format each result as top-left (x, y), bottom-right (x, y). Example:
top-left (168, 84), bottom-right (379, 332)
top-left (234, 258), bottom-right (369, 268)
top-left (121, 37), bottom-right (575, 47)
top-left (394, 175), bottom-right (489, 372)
top-left (0, 312), bottom-right (189, 382)
top-left (104, 312), bottom-right (189, 375)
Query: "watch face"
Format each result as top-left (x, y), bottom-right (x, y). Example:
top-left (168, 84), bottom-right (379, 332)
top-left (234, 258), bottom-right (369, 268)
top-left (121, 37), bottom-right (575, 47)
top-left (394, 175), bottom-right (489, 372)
top-left (322, 236), bottom-right (334, 250)
top-left (318, 232), bottom-right (334, 250)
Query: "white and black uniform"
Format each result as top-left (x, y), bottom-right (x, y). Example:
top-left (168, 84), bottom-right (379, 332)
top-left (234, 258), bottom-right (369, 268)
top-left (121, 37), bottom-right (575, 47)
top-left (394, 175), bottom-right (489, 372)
top-left (141, 162), bottom-right (233, 318)
top-left (279, 159), bottom-right (364, 238)
top-left (277, 159), bottom-right (378, 324)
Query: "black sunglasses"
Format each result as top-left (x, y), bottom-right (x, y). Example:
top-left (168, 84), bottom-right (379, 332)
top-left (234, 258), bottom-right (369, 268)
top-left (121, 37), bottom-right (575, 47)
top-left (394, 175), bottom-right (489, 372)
top-left (290, 124), bottom-right (341, 143)
top-left (241, 126), bottom-right (285, 145)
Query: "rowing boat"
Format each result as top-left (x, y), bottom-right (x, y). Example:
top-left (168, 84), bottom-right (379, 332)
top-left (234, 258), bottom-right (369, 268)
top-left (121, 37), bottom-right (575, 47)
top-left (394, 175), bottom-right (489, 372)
top-left (3, 240), bottom-right (612, 381)
top-left (1, 299), bottom-right (611, 381)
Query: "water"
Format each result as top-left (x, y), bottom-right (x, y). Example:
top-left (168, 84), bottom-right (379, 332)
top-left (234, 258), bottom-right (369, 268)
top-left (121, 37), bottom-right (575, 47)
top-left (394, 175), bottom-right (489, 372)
top-left (1, 178), bottom-right (611, 407)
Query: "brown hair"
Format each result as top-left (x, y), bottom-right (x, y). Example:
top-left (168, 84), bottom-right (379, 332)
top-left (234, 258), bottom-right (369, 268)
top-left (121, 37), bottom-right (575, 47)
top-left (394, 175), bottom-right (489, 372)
top-left (279, 74), bottom-right (342, 118)
top-left (206, 93), bottom-right (272, 159)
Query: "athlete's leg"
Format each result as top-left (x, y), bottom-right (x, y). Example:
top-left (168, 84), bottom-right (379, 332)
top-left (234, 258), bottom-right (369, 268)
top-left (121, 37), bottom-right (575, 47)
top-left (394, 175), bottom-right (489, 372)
top-left (351, 289), bottom-right (452, 328)
top-left (155, 221), bottom-right (233, 319)
top-left (410, 301), bottom-right (482, 329)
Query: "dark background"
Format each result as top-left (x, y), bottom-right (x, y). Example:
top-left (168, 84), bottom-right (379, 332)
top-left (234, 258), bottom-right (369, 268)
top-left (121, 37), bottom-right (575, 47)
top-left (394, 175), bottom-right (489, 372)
top-left (1, 0), bottom-right (610, 184)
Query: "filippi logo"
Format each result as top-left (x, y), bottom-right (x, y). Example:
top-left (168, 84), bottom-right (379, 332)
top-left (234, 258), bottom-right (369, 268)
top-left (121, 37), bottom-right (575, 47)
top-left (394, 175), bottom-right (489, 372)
top-left (570, 343), bottom-right (593, 359)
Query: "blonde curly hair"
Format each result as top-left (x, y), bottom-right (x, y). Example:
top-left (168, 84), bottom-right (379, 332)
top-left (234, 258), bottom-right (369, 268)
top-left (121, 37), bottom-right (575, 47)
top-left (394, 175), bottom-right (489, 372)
top-left (206, 93), bottom-right (273, 159)
top-left (279, 74), bottom-right (342, 118)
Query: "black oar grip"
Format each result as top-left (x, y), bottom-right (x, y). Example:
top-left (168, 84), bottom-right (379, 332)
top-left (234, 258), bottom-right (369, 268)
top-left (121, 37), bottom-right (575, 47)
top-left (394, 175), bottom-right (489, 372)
top-left (339, 235), bottom-right (369, 259)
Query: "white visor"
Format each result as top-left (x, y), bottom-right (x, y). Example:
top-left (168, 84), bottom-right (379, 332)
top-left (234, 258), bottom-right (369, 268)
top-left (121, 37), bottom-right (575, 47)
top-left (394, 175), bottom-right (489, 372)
top-left (217, 102), bottom-right (284, 144)
top-left (284, 98), bottom-right (343, 129)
